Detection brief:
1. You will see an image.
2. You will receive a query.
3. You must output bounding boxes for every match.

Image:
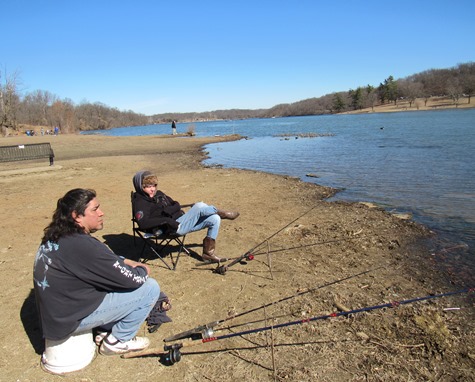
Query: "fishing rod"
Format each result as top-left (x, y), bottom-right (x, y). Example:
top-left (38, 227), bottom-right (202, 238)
top-left (213, 313), bottom-right (291, 333)
top-left (214, 205), bottom-right (318, 275)
top-left (163, 266), bottom-right (381, 342)
top-left (196, 233), bottom-right (363, 267)
top-left (123, 288), bottom-right (473, 365)
top-left (248, 233), bottom-right (363, 258)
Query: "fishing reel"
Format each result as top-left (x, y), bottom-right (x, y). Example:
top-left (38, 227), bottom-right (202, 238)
top-left (188, 326), bottom-right (215, 340)
top-left (163, 344), bottom-right (183, 365)
top-left (214, 265), bottom-right (228, 275)
top-left (202, 327), bottom-right (214, 339)
top-left (214, 252), bottom-right (255, 275)
top-left (164, 348), bottom-right (181, 365)
top-left (162, 327), bottom-right (214, 365)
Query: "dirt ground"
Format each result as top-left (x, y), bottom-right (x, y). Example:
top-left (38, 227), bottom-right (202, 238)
top-left (0, 133), bottom-right (473, 382)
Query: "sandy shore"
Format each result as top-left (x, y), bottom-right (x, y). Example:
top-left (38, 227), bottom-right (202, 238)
top-left (0, 133), bottom-right (473, 381)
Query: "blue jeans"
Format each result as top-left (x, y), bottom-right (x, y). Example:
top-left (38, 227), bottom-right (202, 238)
top-left (74, 278), bottom-right (160, 341)
top-left (176, 202), bottom-right (221, 240)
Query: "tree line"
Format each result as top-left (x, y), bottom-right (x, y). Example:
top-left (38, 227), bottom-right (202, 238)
top-left (0, 72), bottom-right (150, 135)
top-left (262, 62), bottom-right (475, 117)
top-left (1, 62), bottom-right (474, 135)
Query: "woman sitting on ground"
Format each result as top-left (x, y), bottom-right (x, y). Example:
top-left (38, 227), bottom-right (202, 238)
top-left (132, 170), bottom-right (239, 263)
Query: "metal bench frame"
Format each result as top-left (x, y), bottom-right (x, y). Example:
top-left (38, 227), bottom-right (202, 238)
top-left (0, 143), bottom-right (55, 165)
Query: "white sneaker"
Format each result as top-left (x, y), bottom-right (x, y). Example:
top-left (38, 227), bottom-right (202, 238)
top-left (99, 334), bottom-right (150, 356)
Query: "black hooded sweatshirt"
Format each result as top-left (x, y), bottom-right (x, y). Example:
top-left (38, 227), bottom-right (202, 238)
top-left (33, 234), bottom-right (149, 340)
top-left (132, 170), bottom-right (184, 233)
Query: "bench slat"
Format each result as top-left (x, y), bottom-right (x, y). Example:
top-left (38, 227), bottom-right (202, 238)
top-left (0, 143), bottom-right (55, 164)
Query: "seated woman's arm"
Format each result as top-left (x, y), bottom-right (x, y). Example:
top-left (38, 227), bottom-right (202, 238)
top-left (133, 196), bottom-right (179, 232)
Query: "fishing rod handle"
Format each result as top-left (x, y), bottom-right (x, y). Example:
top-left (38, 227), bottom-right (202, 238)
top-left (122, 341), bottom-right (193, 359)
top-left (121, 348), bottom-right (165, 358)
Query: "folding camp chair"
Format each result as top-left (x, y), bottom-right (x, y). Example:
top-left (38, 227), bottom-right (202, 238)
top-left (131, 191), bottom-right (191, 270)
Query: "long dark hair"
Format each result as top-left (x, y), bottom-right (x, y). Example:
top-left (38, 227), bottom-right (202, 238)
top-left (41, 188), bottom-right (96, 244)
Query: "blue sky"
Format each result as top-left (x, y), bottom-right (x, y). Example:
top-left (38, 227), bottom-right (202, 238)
top-left (3, 1), bottom-right (473, 115)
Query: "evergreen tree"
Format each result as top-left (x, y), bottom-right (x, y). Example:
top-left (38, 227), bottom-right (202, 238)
top-left (332, 93), bottom-right (345, 113)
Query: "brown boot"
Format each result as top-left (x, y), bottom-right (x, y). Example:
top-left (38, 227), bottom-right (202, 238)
top-left (217, 210), bottom-right (240, 220)
top-left (202, 237), bottom-right (227, 263)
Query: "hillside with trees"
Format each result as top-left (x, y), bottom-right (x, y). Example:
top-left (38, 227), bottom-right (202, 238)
top-left (260, 62), bottom-right (475, 117)
top-left (1, 62), bottom-right (474, 136)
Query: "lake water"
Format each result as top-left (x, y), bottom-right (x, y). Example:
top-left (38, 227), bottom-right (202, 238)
top-left (83, 109), bottom-right (475, 284)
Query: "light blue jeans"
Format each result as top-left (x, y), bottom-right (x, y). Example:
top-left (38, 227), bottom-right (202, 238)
top-left (176, 202), bottom-right (221, 240)
top-left (74, 278), bottom-right (160, 341)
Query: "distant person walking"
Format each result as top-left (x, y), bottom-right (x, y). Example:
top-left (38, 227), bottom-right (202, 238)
top-left (171, 120), bottom-right (177, 135)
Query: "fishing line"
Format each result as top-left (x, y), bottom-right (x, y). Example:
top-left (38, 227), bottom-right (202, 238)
top-left (214, 205), bottom-right (318, 274)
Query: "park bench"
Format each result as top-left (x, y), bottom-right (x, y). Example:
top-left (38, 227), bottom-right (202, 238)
top-left (0, 142), bottom-right (55, 165)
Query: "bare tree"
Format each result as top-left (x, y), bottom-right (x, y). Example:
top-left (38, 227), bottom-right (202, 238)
top-left (458, 62), bottom-right (475, 104)
top-left (21, 89), bottom-right (56, 126)
top-left (446, 77), bottom-right (463, 107)
top-left (397, 79), bottom-right (423, 108)
top-left (0, 69), bottom-right (22, 132)
top-left (50, 99), bottom-right (76, 133)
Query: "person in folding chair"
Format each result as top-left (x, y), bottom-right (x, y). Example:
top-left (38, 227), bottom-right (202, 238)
top-left (132, 170), bottom-right (239, 263)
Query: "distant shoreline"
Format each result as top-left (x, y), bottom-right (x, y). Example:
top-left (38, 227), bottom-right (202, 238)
top-left (5, 96), bottom-right (474, 138)
top-left (341, 95), bottom-right (474, 115)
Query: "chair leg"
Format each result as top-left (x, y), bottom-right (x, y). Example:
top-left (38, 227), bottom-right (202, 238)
top-left (138, 236), bottom-right (173, 270)
top-left (135, 232), bottom-right (190, 271)
top-left (146, 238), bottom-right (173, 271)
top-left (169, 235), bottom-right (191, 270)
